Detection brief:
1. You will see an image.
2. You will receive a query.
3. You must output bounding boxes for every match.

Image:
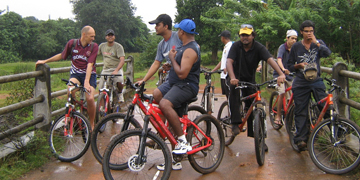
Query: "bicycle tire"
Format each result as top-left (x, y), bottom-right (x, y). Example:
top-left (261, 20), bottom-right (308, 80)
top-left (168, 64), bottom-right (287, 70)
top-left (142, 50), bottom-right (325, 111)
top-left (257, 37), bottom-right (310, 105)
top-left (285, 105), bottom-right (300, 152)
top-left (308, 117), bottom-right (360, 174)
top-left (49, 112), bottom-right (91, 162)
top-left (217, 101), bottom-right (235, 146)
top-left (254, 109), bottom-right (266, 166)
top-left (269, 91), bottom-right (283, 130)
top-left (187, 105), bottom-right (206, 121)
top-left (95, 92), bottom-right (109, 126)
top-left (91, 113), bottom-right (141, 165)
top-left (187, 114), bottom-right (225, 174)
top-left (102, 129), bottom-right (172, 180)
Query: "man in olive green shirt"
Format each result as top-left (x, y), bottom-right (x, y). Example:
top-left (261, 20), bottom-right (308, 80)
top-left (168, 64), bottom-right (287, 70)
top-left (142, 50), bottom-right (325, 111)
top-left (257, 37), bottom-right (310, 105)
top-left (98, 29), bottom-right (125, 102)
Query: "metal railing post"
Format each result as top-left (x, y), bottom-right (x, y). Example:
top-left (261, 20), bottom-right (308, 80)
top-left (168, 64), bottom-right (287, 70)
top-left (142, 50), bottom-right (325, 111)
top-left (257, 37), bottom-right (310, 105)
top-left (33, 64), bottom-right (51, 130)
top-left (332, 62), bottom-right (350, 118)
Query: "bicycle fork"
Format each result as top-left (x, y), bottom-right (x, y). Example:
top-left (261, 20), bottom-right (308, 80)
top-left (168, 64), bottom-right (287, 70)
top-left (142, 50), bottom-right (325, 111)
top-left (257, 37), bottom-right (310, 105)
top-left (136, 115), bottom-right (151, 165)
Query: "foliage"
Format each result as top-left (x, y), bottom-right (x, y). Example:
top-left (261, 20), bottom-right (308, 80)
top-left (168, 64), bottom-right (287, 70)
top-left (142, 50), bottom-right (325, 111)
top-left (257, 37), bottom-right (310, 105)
top-left (135, 33), bottom-right (162, 71)
top-left (0, 131), bottom-right (52, 180)
top-left (176, 0), bottom-right (225, 63)
top-left (71, 0), bottom-right (149, 52)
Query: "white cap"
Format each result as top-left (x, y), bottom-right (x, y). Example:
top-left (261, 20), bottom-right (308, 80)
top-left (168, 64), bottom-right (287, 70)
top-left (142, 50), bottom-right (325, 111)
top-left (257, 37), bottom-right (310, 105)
top-left (286, 29), bottom-right (298, 37)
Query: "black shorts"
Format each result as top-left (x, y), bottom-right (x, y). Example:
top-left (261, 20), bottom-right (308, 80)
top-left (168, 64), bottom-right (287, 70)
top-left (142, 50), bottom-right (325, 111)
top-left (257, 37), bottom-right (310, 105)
top-left (160, 82), bottom-right (197, 108)
top-left (221, 78), bottom-right (229, 96)
top-left (69, 73), bottom-right (97, 89)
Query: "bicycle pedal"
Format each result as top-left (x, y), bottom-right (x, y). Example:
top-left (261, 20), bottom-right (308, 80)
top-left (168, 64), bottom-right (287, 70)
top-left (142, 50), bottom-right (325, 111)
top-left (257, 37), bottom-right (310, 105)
top-left (214, 98), bottom-right (218, 101)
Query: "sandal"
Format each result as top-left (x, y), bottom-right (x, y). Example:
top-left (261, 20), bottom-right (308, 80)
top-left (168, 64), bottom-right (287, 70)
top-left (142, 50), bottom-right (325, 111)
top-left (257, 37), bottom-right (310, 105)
top-left (274, 119), bottom-right (282, 126)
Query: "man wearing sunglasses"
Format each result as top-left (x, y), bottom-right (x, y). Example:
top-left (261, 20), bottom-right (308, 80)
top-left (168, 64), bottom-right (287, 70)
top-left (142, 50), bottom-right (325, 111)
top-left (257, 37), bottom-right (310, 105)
top-left (286, 20), bottom-right (331, 151)
top-left (98, 29), bottom-right (126, 103)
top-left (226, 24), bottom-right (286, 143)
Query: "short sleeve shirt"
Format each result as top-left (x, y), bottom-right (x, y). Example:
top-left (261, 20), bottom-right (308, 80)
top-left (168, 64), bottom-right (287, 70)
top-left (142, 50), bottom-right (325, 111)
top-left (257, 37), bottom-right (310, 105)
top-left (61, 39), bottom-right (98, 74)
top-left (220, 41), bottom-right (233, 79)
top-left (274, 43), bottom-right (293, 81)
top-left (98, 42), bottom-right (125, 69)
top-left (155, 31), bottom-right (182, 64)
top-left (227, 40), bottom-right (272, 83)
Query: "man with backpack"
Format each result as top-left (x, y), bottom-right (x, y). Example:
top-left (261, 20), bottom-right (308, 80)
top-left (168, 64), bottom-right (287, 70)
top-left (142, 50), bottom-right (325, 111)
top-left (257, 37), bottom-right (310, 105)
top-left (36, 25), bottom-right (99, 130)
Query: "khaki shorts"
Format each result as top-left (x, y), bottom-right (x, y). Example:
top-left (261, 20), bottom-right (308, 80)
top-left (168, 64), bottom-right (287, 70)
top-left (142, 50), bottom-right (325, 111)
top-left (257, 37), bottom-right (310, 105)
top-left (98, 68), bottom-right (124, 89)
top-left (276, 80), bottom-right (292, 97)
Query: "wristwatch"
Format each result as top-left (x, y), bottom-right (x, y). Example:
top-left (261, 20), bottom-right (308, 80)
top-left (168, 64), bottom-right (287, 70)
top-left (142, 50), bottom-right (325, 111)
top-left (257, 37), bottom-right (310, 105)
top-left (316, 40), bottom-right (320, 45)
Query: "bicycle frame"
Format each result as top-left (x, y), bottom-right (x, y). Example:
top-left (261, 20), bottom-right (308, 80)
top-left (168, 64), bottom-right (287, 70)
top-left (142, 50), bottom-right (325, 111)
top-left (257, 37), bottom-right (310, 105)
top-left (236, 80), bottom-right (276, 130)
top-left (310, 91), bottom-right (333, 130)
top-left (271, 86), bottom-right (294, 116)
top-left (123, 79), bottom-right (213, 155)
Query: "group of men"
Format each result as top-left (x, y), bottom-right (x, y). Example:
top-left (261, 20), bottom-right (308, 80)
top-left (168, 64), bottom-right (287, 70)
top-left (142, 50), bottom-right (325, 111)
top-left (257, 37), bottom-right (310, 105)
top-left (35, 13), bottom-right (331, 170)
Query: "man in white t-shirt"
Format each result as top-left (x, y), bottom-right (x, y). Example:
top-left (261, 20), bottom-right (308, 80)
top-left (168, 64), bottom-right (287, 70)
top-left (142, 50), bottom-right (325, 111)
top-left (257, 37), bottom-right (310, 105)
top-left (211, 30), bottom-right (232, 99)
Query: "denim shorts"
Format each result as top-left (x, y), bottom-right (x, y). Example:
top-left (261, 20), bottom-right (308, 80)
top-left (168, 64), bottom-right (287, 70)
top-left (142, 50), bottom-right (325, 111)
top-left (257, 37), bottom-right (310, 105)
top-left (69, 73), bottom-right (97, 89)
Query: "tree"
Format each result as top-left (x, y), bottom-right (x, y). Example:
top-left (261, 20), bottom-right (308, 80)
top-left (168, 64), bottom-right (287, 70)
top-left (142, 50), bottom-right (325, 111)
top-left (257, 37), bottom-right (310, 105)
top-left (176, 0), bottom-right (225, 64)
top-left (71, 0), bottom-right (149, 52)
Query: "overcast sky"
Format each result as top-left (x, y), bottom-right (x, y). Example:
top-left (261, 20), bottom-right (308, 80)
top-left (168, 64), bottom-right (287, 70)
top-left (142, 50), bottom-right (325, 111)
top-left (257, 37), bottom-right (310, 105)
top-left (0, 0), bottom-right (177, 30)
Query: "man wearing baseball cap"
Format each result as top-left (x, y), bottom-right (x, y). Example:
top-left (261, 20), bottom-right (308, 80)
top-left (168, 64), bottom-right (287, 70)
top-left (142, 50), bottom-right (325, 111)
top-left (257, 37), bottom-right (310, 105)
top-left (272, 29), bottom-right (298, 128)
top-left (155, 19), bottom-right (201, 170)
top-left (98, 29), bottom-right (126, 105)
top-left (211, 30), bottom-right (233, 99)
top-left (226, 24), bottom-right (285, 146)
top-left (137, 14), bottom-right (182, 86)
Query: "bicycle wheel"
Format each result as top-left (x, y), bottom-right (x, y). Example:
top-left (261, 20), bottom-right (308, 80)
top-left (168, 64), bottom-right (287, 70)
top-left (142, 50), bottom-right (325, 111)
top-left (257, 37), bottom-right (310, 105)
top-left (254, 109), bottom-right (266, 166)
top-left (49, 112), bottom-right (91, 162)
top-left (269, 91), bottom-right (283, 130)
top-left (102, 129), bottom-right (172, 180)
top-left (91, 113), bottom-right (141, 165)
top-left (96, 92), bottom-right (109, 126)
top-left (308, 117), bottom-right (360, 174)
top-left (187, 105), bottom-right (206, 121)
top-left (187, 114), bottom-right (225, 174)
top-left (217, 101), bottom-right (235, 146)
top-left (285, 105), bottom-right (299, 152)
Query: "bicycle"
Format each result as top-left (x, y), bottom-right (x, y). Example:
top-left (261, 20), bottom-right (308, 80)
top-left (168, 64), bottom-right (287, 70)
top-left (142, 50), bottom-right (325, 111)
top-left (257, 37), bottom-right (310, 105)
top-left (268, 74), bottom-right (294, 130)
top-left (91, 77), bottom-right (206, 165)
top-left (101, 79), bottom-right (225, 180)
top-left (48, 79), bottom-right (91, 162)
top-left (307, 78), bottom-right (360, 174)
top-left (217, 79), bottom-right (277, 166)
top-left (200, 68), bottom-right (223, 114)
top-left (96, 74), bottom-right (123, 131)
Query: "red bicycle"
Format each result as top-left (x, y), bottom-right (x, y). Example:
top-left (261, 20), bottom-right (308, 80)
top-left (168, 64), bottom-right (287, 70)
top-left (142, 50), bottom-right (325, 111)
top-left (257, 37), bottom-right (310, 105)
top-left (48, 79), bottom-right (91, 162)
top-left (101, 78), bottom-right (225, 180)
top-left (91, 77), bottom-right (206, 166)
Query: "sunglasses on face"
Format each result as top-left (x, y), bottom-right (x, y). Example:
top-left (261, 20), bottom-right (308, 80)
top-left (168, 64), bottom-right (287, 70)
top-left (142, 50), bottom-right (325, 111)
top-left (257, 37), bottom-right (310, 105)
top-left (106, 34), bottom-right (114, 37)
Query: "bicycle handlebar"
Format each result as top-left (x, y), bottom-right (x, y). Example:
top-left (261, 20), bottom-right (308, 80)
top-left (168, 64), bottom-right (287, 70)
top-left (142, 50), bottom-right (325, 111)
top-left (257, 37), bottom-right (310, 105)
top-left (200, 69), bottom-right (223, 75)
top-left (237, 79), bottom-right (277, 89)
top-left (324, 77), bottom-right (342, 93)
top-left (61, 78), bottom-right (90, 94)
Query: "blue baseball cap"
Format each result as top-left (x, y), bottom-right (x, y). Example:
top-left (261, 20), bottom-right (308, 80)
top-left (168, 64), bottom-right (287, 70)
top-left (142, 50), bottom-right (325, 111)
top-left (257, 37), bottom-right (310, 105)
top-left (174, 19), bottom-right (199, 35)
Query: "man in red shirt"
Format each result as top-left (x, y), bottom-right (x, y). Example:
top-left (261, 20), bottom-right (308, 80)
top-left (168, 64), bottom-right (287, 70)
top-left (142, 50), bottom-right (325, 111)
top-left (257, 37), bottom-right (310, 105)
top-left (36, 25), bottom-right (98, 129)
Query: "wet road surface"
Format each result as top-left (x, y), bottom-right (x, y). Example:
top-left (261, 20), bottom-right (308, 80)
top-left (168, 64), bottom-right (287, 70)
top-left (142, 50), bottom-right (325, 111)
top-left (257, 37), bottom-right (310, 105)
top-left (21, 94), bottom-right (359, 180)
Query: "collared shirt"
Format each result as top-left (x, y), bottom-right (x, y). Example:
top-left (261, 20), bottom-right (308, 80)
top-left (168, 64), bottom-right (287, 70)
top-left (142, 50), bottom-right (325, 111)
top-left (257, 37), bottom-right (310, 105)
top-left (61, 39), bottom-right (98, 74)
top-left (220, 41), bottom-right (233, 79)
top-left (228, 40), bottom-right (272, 83)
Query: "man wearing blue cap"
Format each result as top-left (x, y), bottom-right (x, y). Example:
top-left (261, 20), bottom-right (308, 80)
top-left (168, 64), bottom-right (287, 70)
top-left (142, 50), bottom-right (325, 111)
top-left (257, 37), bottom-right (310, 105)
top-left (226, 24), bottom-right (285, 143)
top-left (155, 19), bottom-right (201, 170)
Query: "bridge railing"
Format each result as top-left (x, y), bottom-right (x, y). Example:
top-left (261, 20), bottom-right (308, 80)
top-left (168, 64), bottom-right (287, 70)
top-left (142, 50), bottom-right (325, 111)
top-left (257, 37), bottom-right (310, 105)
top-left (0, 56), bottom-right (134, 141)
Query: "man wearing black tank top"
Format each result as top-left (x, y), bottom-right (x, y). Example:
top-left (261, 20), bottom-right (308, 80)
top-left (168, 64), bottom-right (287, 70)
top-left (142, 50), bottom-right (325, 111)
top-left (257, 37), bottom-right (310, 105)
top-left (155, 19), bottom-right (201, 156)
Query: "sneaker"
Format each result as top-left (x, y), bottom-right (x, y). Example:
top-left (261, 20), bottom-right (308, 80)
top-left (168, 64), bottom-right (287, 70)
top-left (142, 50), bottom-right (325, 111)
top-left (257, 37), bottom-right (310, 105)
top-left (232, 124), bottom-right (240, 136)
top-left (172, 140), bottom-right (192, 154)
top-left (157, 161), bottom-right (182, 171)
